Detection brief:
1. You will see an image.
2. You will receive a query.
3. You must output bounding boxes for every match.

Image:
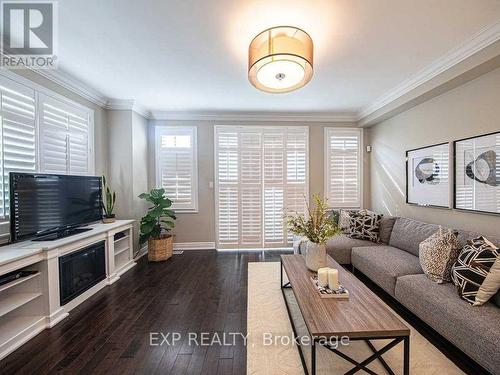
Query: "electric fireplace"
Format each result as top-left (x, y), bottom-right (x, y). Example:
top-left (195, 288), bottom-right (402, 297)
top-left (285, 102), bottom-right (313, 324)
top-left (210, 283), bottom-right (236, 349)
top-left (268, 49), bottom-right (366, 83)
top-left (59, 241), bottom-right (106, 305)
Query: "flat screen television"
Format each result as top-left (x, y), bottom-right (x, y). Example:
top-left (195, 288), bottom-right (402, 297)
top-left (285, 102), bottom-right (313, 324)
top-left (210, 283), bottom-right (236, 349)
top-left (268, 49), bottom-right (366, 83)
top-left (10, 173), bottom-right (102, 242)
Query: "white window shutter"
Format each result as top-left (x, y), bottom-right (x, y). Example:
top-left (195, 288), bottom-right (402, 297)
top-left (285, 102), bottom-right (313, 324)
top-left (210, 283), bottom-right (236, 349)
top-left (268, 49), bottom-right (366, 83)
top-left (239, 131), bottom-right (262, 247)
top-left (0, 76), bottom-right (37, 220)
top-left (39, 94), bottom-right (93, 175)
top-left (155, 126), bottom-right (198, 212)
top-left (325, 128), bottom-right (362, 208)
top-left (215, 126), bottom-right (308, 249)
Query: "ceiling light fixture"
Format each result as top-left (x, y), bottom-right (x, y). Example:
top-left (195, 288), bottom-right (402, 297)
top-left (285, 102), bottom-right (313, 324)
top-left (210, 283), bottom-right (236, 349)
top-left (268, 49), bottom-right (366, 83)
top-left (248, 26), bottom-right (313, 93)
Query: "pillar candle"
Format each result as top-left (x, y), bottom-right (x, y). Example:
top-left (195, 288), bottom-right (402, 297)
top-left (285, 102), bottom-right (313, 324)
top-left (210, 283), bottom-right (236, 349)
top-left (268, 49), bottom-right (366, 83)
top-left (317, 267), bottom-right (330, 287)
top-left (328, 269), bottom-right (339, 290)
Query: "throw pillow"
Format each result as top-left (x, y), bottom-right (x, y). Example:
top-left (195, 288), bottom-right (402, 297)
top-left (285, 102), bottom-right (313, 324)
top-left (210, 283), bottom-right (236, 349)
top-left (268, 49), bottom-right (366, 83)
top-left (378, 216), bottom-right (397, 244)
top-left (338, 209), bottom-right (362, 233)
top-left (419, 227), bottom-right (461, 283)
top-left (474, 255), bottom-right (500, 306)
top-left (451, 236), bottom-right (499, 305)
top-left (347, 210), bottom-right (382, 242)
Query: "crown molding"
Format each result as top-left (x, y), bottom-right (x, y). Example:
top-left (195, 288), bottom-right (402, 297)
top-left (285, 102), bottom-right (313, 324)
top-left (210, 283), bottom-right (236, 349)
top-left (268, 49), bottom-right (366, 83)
top-left (105, 99), bottom-right (151, 119)
top-left (31, 68), bottom-right (109, 107)
top-left (357, 20), bottom-right (500, 122)
top-left (148, 110), bottom-right (358, 123)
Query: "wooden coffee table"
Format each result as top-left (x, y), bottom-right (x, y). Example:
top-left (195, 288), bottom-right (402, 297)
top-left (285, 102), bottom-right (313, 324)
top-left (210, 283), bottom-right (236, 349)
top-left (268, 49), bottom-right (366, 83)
top-left (281, 254), bottom-right (410, 375)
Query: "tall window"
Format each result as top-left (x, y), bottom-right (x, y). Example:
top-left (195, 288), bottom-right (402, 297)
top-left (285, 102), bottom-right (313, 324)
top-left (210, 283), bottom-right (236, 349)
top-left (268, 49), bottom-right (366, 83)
top-left (325, 128), bottom-right (362, 208)
top-left (0, 73), bottom-right (94, 241)
top-left (155, 126), bottom-right (198, 212)
top-left (38, 93), bottom-right (93, 175)
top-left (215, 125), bottom-right (308, 249)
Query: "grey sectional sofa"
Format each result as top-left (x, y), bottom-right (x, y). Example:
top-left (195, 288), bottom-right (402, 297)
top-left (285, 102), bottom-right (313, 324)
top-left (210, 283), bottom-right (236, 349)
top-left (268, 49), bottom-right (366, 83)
top-left (323, 216), bottom-right (500, 374)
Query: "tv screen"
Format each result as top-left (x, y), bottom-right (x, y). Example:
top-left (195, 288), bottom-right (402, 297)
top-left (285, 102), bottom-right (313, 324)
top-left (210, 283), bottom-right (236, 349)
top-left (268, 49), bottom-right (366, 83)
top-left (10, 173), bottom-right (102, 242)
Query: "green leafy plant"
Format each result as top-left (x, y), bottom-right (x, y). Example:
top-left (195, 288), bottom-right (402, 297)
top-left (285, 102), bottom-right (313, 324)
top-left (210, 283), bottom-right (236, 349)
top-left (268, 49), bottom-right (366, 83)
top-left (138, 188), bottom-right (176, 244)
top-left (285, 193), bottom-right (340, 245)
top-left (101, 175), bottom-right (116, 217)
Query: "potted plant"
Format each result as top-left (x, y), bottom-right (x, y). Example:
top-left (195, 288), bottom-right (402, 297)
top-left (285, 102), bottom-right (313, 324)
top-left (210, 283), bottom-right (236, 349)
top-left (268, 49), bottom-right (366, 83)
top-left (285, 194), bottom-right (340, 271)
top-left (139, 188), bottom-right (176, 262)
top-left (101, 175), bottom-right (116, 223)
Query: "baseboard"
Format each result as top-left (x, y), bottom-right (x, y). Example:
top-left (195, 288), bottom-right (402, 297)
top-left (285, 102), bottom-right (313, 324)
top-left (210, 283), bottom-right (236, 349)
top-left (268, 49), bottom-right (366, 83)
top-left (173, 242), bottom-right (215, 250)
top-left (135, 242), bottom-right (215, 253)
top-left (134, 245), bottom-right (148, 259)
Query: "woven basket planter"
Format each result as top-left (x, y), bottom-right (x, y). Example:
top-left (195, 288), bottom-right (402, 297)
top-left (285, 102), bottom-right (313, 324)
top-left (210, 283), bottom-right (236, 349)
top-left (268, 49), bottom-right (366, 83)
top-left (148, 234), bottom-right (173, 262)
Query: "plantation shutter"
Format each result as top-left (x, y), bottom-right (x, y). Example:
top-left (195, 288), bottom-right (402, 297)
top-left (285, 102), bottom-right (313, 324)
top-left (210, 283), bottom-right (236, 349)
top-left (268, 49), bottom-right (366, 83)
top-left (325, 128), bottom-right (362, 208)
top-left (155, 126), bottom-right (198, 212)
top-left (0, 76), bottom-right (37, 226)
top-left (215, 126), bottom-right (308, 249)
top-left (39, 94), bottom-right (93, 175)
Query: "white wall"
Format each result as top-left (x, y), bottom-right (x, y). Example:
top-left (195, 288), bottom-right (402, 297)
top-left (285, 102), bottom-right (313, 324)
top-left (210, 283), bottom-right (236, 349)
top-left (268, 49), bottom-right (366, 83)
top-left (370, 67), bottom-right (500, 237)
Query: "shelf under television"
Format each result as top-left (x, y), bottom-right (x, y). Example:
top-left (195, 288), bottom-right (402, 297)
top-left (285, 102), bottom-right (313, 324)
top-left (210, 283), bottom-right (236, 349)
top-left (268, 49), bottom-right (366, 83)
top-left (0, 293), bottom-right (43, 318)
top-left (0, 272), bottom-right (40, 293)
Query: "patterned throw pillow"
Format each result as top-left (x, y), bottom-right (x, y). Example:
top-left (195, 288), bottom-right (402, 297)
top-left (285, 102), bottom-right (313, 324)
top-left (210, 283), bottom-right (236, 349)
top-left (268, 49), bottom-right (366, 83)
top-left (346, 210), bottom-right (382, 242)
top-left (419, 227), bottom-right (461, 283)
top-left (451, 236), bottom-right (499, 305)
top-left (338, 209), bottom-right (362, 233)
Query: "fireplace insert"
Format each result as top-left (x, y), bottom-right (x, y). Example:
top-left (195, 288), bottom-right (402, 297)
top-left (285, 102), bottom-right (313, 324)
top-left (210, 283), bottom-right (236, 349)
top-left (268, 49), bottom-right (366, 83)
top-left (59, 241), bottom-right (106, 305)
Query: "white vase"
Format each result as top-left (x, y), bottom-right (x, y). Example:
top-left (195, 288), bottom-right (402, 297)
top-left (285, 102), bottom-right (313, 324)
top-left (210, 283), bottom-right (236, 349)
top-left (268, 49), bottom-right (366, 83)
top-left (304, 241), bottom-right (327, 271)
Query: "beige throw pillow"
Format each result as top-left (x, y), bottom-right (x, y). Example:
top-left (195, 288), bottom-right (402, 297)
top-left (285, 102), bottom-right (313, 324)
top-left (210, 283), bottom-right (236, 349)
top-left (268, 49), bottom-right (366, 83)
top-left (419, 227), bottom-right (461, 283)
top-left (474, 255), bottom-right (500, 306)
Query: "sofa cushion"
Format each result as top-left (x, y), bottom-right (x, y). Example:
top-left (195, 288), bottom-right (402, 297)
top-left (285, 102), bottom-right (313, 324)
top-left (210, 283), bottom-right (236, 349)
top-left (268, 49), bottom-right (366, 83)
top-left (389, 217), bottom-right (441, 256)
top-left (395, 274), bottom-right (500, 374)
top-left (351, 246), bottom-right (423, 295)
top-left (325, 235), bottom-right (382, 264)
top-left (379, 216), bottom-right (397, 244)
top-left (456, 230), bottom-right (500, 248)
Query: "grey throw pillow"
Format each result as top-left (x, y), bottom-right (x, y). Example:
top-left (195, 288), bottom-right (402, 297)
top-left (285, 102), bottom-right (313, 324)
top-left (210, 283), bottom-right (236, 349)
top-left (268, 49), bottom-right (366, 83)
top-left (419, 227), bottom-right (461, 283)
top-left (378, 216), bottom-right (397, 244)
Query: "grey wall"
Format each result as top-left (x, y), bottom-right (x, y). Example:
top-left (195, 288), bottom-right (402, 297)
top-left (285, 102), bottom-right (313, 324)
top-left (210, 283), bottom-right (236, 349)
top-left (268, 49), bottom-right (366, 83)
top-left (148, 120), bottom-right (370, 243)
top-left (108, 110), bottom-right (149, 251)
top-left (370, 67), bottom-right (500, 237)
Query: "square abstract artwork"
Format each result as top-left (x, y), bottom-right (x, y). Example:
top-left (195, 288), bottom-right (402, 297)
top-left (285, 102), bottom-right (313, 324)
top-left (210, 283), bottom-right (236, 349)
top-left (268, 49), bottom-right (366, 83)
top-left (454, 131), bottom-right (500, 215)
top-left (406, 143), bottom-right (451, 208)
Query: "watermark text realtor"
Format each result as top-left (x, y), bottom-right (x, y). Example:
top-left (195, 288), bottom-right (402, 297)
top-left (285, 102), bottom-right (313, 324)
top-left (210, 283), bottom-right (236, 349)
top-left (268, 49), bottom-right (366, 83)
top-left (1, 0), bottom-right (58, 69)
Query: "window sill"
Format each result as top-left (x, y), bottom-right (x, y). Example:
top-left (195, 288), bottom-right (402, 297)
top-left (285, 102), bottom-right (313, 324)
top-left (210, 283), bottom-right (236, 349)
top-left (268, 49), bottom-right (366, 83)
top-left (173, 209), bottom-right (199, 214)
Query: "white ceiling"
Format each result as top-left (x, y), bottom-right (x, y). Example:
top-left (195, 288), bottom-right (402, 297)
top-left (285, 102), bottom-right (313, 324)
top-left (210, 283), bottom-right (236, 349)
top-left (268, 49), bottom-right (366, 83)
top-left (57, 0), bottom-right (500, 115)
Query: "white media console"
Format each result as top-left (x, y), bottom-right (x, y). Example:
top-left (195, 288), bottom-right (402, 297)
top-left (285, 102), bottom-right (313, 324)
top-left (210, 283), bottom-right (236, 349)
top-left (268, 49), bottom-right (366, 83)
top-left (0, 219), bottom-right (136, 360)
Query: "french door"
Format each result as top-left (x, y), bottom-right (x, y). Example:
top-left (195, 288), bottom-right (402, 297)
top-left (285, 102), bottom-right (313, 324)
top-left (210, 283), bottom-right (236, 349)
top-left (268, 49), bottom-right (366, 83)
top-left (215, 126), bottom-right (309, 249)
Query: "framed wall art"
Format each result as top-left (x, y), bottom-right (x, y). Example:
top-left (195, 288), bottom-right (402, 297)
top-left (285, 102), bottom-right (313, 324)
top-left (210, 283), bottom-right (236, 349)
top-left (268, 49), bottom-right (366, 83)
top-left (454, 131), bottom-right (500, 215)
top-left (406, 142), bottom-right (451, 208)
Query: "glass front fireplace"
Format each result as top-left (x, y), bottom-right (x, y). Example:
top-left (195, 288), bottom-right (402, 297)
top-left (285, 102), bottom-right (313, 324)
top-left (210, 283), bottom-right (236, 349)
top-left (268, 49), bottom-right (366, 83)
top-left (59, 241), bottom-right (106, 305)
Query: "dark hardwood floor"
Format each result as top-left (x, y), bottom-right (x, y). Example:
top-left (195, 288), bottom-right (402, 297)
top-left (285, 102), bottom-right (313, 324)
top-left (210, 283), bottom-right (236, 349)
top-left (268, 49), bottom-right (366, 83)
top-left (2, 250), bottom-right (288, 375)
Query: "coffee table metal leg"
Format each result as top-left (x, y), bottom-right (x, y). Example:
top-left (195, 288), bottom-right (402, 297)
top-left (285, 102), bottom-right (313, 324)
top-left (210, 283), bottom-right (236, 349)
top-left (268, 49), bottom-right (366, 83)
top-left (403, 335), bottom-right (410, 375)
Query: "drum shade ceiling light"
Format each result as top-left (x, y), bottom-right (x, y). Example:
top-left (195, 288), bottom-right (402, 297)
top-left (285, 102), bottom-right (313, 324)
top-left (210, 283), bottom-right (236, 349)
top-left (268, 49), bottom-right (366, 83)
top-left (248, 26), bottom-right (313, 93)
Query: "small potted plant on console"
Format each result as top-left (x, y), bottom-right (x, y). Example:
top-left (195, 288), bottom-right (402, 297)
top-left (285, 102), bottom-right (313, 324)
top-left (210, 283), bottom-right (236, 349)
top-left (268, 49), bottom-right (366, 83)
top-left (138, 188), bottom-right (176, 261)
top-left (101, 175), bottom-right (116, 223)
